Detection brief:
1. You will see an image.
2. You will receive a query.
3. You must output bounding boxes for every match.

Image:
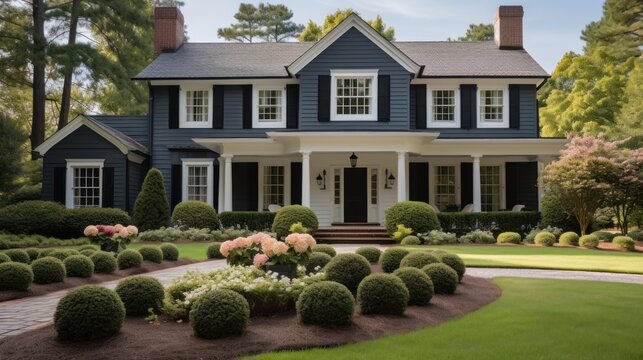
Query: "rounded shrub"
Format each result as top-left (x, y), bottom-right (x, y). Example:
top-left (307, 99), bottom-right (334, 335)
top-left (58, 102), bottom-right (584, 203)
top-left (115, 275), bottom-right (165, 316)
top-left (422, 263), bottom-right (458, 294)
top-left (31, 257), bottom-right (66, 284)
top-left (189, 289), bottom-right (250, 339)
top-left (305, 252), bottom-right (332, 274)
top-left (54, 285), bottom-right (125, 341)
top-left (171, 201), bottom-right (219, 230)
top-left (25, 248), bottom-right (40, 262)
top-left (206, 242), bottom-right (224, 259)
top-left (5, 249), bottom-right (30, 264)
top-left (355, 246), bottom-right (382, 263)
top-left (497, 232), bottom-right (522, 244)
top-left (0, 253), bottom-right (11, 264)
top-left (401, 235), bottom-right (422, 245)
top-left (399, 252), bottom-right (439, 269)
top-left (160, 243), bottom-right (179, 261)
top-left (63, 255), bottom-right (94, 278)
top-left (271, 205), bottom-right (319, 240)
top-left (437, 253), bottom-right (466, 282)
top-left (559, 231), bottom-right (580, 246)
top-left (79, 249), bottom-right (96, 257)
top-left (384, 201), bottom-right (440, 236)
top-left (311, 244), bottom-right (336, 257)
top-left (534, 231), bottom-right (556, 247)
top-left (38, 248), bottom-right (55, 258)
top-left (613, 236), bottom-right (635, 251)
top-left (60, 208), bottom-right (131, 239)
top-left (0, 262), bottom-right (33, 291)
top-left (392, 267), bottom-right (434, 305)
top-left (90, 251), bottom-right (118, 274)
top-left (626, 231), bottom-right (643, 242)
top-left (49, 250), bottom-right (71, 261)
top-left (79, 245), bottom-right (99, 251)
top-left (324, 253), bottom-right (372, 293)
top-left (592, 231), bottom-right (616, 242)
top-left (579, 234), bottom-right (599, 248)
top-left (296, 281), bottom-right (354, 327)
top-left (379, 248), bottom-right (410, 273)
top-left (117, 249), bottom-right (143, 269)
top-left (138, 246), bottom-right (163, 263)
top-left (357, 273), bottom-right (409, 315)
top-left (0, 200), bottom-right (66, 237)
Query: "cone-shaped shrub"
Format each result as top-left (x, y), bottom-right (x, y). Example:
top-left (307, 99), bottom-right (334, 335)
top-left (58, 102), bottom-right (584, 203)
top-left (133, 168), bottom-right (169, 231)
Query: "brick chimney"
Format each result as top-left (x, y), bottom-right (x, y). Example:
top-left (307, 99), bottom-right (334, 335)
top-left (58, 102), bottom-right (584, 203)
top-left (493, 5), bottom-right (523, 49)
top-left (154, 7), bottom-right (184, 58)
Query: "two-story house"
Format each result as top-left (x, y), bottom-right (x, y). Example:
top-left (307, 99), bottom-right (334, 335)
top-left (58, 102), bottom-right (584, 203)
top-left (36, 5), bottom-right (565, 227)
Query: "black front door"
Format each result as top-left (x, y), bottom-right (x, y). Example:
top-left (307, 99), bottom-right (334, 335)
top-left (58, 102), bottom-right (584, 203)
top-left (344, 168), bottom-right (367, 223)
top-left (409, 162), bottom-right (429, 203)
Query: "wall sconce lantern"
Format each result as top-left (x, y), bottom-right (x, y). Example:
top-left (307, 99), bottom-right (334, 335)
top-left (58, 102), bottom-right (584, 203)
top-left (384, 169), bottom-right (396, 189)
top-left (316, 169), bottom-right (326, 190)
top-left (349, 152), bottom-right (358, 168)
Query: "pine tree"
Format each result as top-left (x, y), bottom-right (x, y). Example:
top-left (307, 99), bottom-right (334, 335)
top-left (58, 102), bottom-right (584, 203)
top-left (450, 23), bottom-right (494, 41)
top-left (259, 3), bottom-right (303, 42)
top-left (217, 3), bottom-right (265, 42)
top-left (133, 168), bottom-right (170, 231)
top-left (298, 9), bottom-right (395, 42)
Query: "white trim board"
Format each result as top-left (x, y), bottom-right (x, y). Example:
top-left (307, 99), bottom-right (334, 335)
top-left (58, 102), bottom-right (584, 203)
top-left (65, 159), bottom-right (104, 209)
top-left (181, 158), bottom-right (215, 206)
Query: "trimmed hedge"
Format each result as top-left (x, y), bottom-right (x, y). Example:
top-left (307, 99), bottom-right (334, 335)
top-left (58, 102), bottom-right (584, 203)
top-left (355, 247), bottom-right (382, 263)
top-left (25, 248), bottom-right (40, 262)
top-left (49, 250), bottom-right (72, 261)
top-left (422, 263), bottom-right (459, 294)
top-left (138, 246), bottom-right (163, 263)
top-left (592, 231), bottom-right (616, 242)
top-left (312, 244), bottom-right (336, 257)
top-left (559, 231), bottom-right (580, 246)
top-left (579, 234), bottom-right (599, 248)
top-left (6, 184), bottom-right (41, 205)
top-left (54, 285), bottom-right (125, 341)
top-left (80, 249), bottom-right (96, 257)
top-left (171, 201), bottom-right (219, 230)
top-left (0, 253), bottom-right (11, 263)
top-left (399, 252), bottom-right (440, 269)
top-left (305, 252), bottom-right (332, 274)
top-left (437, 253), bottom-right (466, 282)
top-left (189, 289), bottom-right (249, 339)
top-left (0, 262), bottom-right (33, 290)
top-left (219, 211), bottom-right (276, 231)
top-left (626, 231), bottom-right (643, 242)
top-left (540, 194), bottom-right (580, 232)
top-left (160, 243), bottom-right (179, 261)
top-left (385, 201), bottom-right (440, 236)
top-left (438, 211), bottom-right (540, 236)
top-left (115, 276), bottom-right (165, 316)
top-left (534, 231), bottom-right (556, 247)
top-left (324, 253), bottom-right (372, 293)
top-left (296, 281), bottom-right (354, 327)
top-left (31, 257), bottom-right (66, 284)
top-left (357, 274), bottom-right (409, 315)
top-left (117, 249), bottom-right (143, 269)
top-left (379, 248), bottom-right (410, 273)
top-left (401, 235), bottom-right (422, 245)
top-left (5, 249), bottom-right (30, 263)
top-left (613, 236), bottom-right (635, 251)
top-left (60, 207), bottom-right (130, 239)
top-left (206, 243), bottom-right (224, 259)
top-left (497, 232), bottom-right (522, 244)
top-left (393, 267), bottom-right (434, 305)
top-left (63, 255), bottom-right (94, 278)
top-left (271, 205), bottom-right (319, 240)
top-left (90, 251), bottom-right (118, 274)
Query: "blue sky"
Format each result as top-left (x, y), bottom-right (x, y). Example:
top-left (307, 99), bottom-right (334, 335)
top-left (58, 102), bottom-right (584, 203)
top-left (180, 0), bottom-right (605, 72)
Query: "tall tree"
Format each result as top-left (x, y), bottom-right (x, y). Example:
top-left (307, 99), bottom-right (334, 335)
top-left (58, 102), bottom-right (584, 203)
top-left (56, 0), bottom-right (80, 130)
top-left (450, 23), bottom-right (494, 41)
top-left (217, 3), bottom-right (265, 42)
top-left (31, 0), bottom-right (47, 159)
top-left (298, 9), bottom-right (395, 42)
top-left (258, 3), bottom-right (303, 42)
top-left (299, 20), bottom-right (322, 41)
top-left (0, 111), bottom-right (28, 194)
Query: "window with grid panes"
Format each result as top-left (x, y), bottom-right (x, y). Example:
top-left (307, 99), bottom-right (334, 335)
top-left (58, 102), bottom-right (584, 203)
top-left (72, 167), bottom-right (101, 208)
top-left (185, 90), bottom-right (209, 123)
top-left (480, 166), bottom-right (501, 211)
top-left (336, 77), bottom-right (372, 116)
top-left (263, 166), bottom-right (284, 210)
top-left (479, 90), bottom-right (504, 123)
top-left (257, 90), bottom-right (283, 123)
top-left (334, 169), bottom-right (341, 205)
top-left (370, 168), bottom-right (378, 205)
top-left (432, 90), bottom-right (456, 122)
top-left (186, 165), bottom-right (209, 202)
top-left (435, 166), bottom-right (456, 211)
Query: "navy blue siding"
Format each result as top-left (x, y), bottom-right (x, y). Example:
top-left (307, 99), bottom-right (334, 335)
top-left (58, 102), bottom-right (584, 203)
top-left (91, 115), bottom-right (150, 147)
top-left (127, 160), bottom-right (148, 212)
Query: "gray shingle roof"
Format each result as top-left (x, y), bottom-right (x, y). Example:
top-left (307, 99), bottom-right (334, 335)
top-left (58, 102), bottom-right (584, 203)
top-left (134, 40), bottom-right (548, 79)
top-left (85, 115), bottom-right (149, 154)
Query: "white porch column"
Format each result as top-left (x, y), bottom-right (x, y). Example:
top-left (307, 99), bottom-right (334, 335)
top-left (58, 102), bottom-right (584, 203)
top-left (217, 159), bottom-right (225, 212)
top-left (222, 154), bottom-right (233, 211)
top-left (301, 151), bottom-right (311, 207)
top-left (396, 151), bottom-right (407, 202)
top-left (472, 155), bottom-right (482, 212)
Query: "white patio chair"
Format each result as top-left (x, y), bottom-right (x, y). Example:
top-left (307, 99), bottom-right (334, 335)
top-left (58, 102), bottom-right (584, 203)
top-left (511, 204), bottom-right (525, 212)
top-left (268, 204), bottom-right (282, 213)
top-left (461, 204), bottom-right (474, 213)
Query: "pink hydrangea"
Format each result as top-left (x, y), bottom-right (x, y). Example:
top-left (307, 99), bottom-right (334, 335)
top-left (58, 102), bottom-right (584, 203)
top-left (102, 226), bottom-right (115, 237)
top-left (83, 225), bottom-right (98, 237)
top-left (247, 232), bottom-right (274, 245)
top-left (126, 225), bottom-right (139, 236)
top-left (114, 224), bottom-right (124, 232)
top-left (253, 253), bottom-right (269, 268)
top-left (261, 237), bottom-right (278, 256)
top-left (117, 228), bottom-right (129, 238)
top-left (220, 240), bottom-right (234, 257)
top-left (293, 239), bottom-right (309, 253)
top-left (232, 237), bottom-right (248, 249)
top-left (271, 241), bottom-right (289, 256)
top-left (302, 234), bottom-right (316, 247)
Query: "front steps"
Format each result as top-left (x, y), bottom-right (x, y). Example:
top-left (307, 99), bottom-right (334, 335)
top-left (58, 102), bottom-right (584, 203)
top-left (315, 225), bottom-right (394, 244)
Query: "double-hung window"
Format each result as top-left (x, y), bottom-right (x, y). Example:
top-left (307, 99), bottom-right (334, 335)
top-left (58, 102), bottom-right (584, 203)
top-left (253, 86), bottom-right (286, 128)
top-left (180, 87), bottom-right (212, 128)
top-left (478, 88), bottom-right (508, 128)
top-left (331, 70), bottom-right (378, 121)
top-left (434, 166), bottom-right (456, 211)
top-left (66, 159), bottom-right (104, 208)
top-left (182, 159), bottom-right (213, 205)
top-left (428, 88), bottom-right (460, 128)
top-left (263, 166), bottom-right (285, 210)
top-left (481, 165), bottom-right (501, 211)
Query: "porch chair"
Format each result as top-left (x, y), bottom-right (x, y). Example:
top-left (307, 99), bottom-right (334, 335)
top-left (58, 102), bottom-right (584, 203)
top-left (461, 204), bottom-right (474, 213)
top-left (268, 204), bottom-right (282, 213)
top-left (511, 204), bottom-right (525, 212)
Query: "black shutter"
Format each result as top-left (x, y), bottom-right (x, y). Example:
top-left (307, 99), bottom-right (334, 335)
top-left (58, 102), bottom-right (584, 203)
top-left (506, 162), bottom-right (539, 210)
top-left (213, 85), bottom-right (224, 129)
top-left (286, 84), bottom-right (299, 129)
top-left (460, 84), bottom-right (477, 129)
top-left (460, 162), bottom-right (473, 209)
top-left (102, 167), bottom-right (114, 208)
top-left (171, 164), bottom-right (182, 211)
top-left (168, 85), bottom-right (180, 129)
top-left (318, 75), bottom-right (331, 122)
top-left (378, 75), bottom-right (390, 122)
top-left (409, 163), bottom-right (429, 203)
top-left (53, 167), bottom-right (66, 204)
top-left (213, 164), bottom-right (220, 211)
top-left (413, 84), bottom-right (427, 129)
top-left (242, 85), bottom-right (252, 129)
top-left (232, 163), bottom-right (258, 211)
top-left (290, 162), bottom-right (302, 205)
top-left (505, 162), bottom-right (517, 211)
top-left (509, 84), bottom-right (520, 129)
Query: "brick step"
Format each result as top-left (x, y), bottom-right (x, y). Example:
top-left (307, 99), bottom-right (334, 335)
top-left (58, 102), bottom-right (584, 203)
top-left (330, 222), bottom-right (381, 227)
top-left (315, 237), bottom-right (395, 244)
top-left (317, 228), bottom-right (388, 233)
top-left (314, 232), bottom-right (391, 238)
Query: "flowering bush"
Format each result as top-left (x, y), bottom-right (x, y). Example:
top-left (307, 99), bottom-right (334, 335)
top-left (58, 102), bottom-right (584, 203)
top-left (220, 232), bottom-right (316, 267)
top-left (83, 224), bottom-right (138, 253)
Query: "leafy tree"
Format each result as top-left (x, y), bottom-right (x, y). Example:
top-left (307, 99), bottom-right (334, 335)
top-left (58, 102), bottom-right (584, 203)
top-left (299, 20), bottom-right (322, 41)
top-left (133, 168), bottom-right (170, 231)
top-left (258, 3), bottom-right (304, 42)
top-left (298, 9), bottom-right (395, 41)
top-left (0, 112), bottom-right (27, 194)
top-left (217, 3), bottom-right (265, 42)
top-left (450, 23), bottom-right (494, 41)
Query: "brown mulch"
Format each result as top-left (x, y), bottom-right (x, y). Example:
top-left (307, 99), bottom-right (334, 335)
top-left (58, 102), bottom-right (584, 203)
top-left (0, 275), bottom-right (501, 360)
top-left (0, 259), bottom-right (196, 303)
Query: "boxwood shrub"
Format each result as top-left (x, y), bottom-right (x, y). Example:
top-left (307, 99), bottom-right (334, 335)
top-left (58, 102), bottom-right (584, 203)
top-left (79, 249), bottom-right (96, 257)
top-left (63, 255), bottom-right (94, 278)
top-left (171, 201), bottom-right (219, 230)
top-left (25, 248), bottom-right (40, 263)
top-left (357, 273), bottom-right (409, 315)
top-left (90, 251), bottom-right (118, 274)
top-left (54, 285), bottom-right (125, 341)
top-left (579, 234), bottom-right (599, 248)
top-left (0, 200), bottom-right (66, 237)
top-left (296, 281), bottom-right (354, 327)
top-left (422, 263), bottom-right (458, 294)
top-left (59, 207), bottom-right (130, 239)
top-left (459, 230), bottom-right (496, 244)
top-left (311, 244), bottom-right (336, 257)
top-left (31, 257), bottom-right (66, 284)
top-left (115, 275), bottom-right (165, 316)
top-left (385, 201), bottom-right (440, 236)
top-left (591, 231), bottom-right (616, 242)
top-left (379, 248), bottom-right (410, 273)
top-left (305, 252), bottom-right (332, 274)
top-left (626, 231), bottom-right (643, 242)
top-left (0, 262), bottom-right (33, 291)
top-left (117, 249), bottom-right (143, 269)
top-left (189, 289), bottom-right (249, 339)
top-left (160, 243), bottom-right (180, 261)
top-left (138, 246), bottom-right (164, 263)
top-left (392, 267), bottom-right (434, 305)
top-left (271, 205), bottom-right (319, 239)
top-left (559, 231), bottom-right (580, 246)
top-left (534, 231), bottom-right (556, 247)
top-left (613, 236), bottom-right (635, 251)
top-left (540, 194), bottom-right (580, 232)
top-left (0, 253), bottom-right (11, 264)
top-left (6, 184), bottom-right (41, 205)
top-left (49, 250), bottom-right (72, 261)
top-left (399, 252), bottom-right (439, 269)
top-left (401, 235), bottom-right (422, 245)
top-left (324, 253), bottom-right (372, 293)
top-left (5, 249), bottom-right (30, 263)
top-left (438, 211), bottom-right (540, 236)
top-left (355, 247), bottom-right (381, 263)
top-left (437, 253), bottom-right (466, 282)
top-left (219, 211), bottom-right (276, 231)
top-left (206, 243), bottom-right (224, 259)
top-left (497, 232), bottom-right (522, 244)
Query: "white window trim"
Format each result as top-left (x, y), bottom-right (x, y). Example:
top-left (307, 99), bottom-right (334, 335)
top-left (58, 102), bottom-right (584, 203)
top-left (179, 86), bottom-right (213, 128)
top-left (65, 159), bottom-right (104, 209)
top-left (252, 85), bottom-right (287, 129)
top-left (181, 159), bottom-right (214, 205)
top-left (477, 86), bottom-right (509, 129)
top-left (330, 69), bottom-right (379, 121)
top-left (427, 87), bottom-right (461, 128)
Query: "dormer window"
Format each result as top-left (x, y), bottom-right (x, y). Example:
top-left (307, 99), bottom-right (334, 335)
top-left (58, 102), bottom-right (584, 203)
top-left (330, 70), bottom-right (378, 121)
top-left (253, 86), bottom-right (287, 128)
top-left (179, 87), bottom-right (212, 128)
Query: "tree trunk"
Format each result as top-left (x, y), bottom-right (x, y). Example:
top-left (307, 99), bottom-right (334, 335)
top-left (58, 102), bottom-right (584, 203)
top-left (58, 0), bottom-right (81, 130)
top-left (31, 0), bottom-right (46, 159)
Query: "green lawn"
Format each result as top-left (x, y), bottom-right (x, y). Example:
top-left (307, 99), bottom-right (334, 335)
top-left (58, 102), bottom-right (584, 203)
top-left (246, 278), bottom-right (643, 360)
top-left (127, 242), bottom-right (211, 260)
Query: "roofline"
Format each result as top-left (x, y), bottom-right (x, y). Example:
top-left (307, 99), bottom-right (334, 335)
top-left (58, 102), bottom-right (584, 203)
top-left (133, 75), bottom-right (292, 81)
top-left (418, 75), bottom-right (549, 79)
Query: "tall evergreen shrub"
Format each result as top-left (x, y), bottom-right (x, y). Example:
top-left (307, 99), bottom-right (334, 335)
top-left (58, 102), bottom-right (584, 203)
top-left (133, 168), bottom-right (169, 231)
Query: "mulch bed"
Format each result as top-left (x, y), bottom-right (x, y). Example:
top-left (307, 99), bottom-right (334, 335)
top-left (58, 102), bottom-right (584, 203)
top-left (0, 275), bottom-right (501, 360)
top-left (0, 259), bottom-right (196, 303)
